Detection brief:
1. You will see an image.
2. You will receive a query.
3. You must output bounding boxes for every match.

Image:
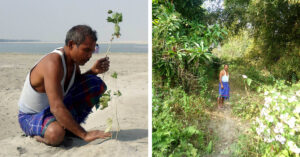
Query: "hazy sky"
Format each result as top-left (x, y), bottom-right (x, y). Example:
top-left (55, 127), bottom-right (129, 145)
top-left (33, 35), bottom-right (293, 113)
top-left (0, 0), bottom-right (148, 43)
top-left (203, 0), bottom-right (224, 12)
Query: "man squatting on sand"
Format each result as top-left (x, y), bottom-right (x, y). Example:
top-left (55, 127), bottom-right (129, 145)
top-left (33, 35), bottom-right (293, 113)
top-left (18, 25), bottom-right (112, 146)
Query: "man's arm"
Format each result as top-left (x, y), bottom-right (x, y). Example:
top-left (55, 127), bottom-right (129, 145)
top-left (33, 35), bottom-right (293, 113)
top-left (44, 58), bottom-right (87, 139)
top-left (219, 70), bottom-right (223, 89)
top-left (228, 72), bottom-right (230, 85)
top-left (82, 57), bottom-right (110, 75)
top-left (84, 69), bottom-right (98, 75)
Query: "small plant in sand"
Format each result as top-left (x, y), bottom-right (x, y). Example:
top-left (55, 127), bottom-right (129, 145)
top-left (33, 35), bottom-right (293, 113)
top-left (97, 10), bottom-right (123, 140)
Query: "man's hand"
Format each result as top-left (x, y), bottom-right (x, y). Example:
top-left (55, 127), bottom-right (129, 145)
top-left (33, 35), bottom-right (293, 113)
top-left (83, 130), bottom-right (112, 142)
top-left (90, 57), bottom-right (110, 74)
top-left (221, 84), bottom-right (224, 89)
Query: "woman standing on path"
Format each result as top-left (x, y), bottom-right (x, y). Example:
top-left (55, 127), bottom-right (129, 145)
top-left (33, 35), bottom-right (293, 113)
top-left (218, 64), bottom-right (230, 109)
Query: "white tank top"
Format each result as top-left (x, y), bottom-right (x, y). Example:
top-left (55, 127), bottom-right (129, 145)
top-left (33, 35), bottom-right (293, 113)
top-left (18, 48), bottom-right (76, 113)
top-left (222, 72), bottom-right (229, 82)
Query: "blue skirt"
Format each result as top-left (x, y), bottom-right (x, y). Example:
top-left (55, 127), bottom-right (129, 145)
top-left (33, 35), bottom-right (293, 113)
top-left (219, 82), bottom-right (230, 99)
top-left (18, 74), bottom-right (107, 137)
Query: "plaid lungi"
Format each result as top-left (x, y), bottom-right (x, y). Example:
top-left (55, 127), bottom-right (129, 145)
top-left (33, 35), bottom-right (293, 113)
top-left (219, 82), bottom-right (230, 99)
top-left (18, 74), bottom-right (107, 137)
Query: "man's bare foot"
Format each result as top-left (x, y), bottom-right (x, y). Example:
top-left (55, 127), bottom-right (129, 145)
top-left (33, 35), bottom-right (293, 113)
top-left (34, 135), bottom-right (62, 146)
top-left (34, 136), bottom-right (49, 144)
top-left (218, 106), bottom-right (225, 110)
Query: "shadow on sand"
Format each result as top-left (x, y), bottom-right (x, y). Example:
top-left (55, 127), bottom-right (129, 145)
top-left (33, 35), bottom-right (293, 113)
top-left (61, 129), bottom-right (147, 149)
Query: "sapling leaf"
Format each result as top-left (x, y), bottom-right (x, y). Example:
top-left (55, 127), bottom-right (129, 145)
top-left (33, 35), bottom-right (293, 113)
top-left (114, 25), bottom-right (120, 32)
top-left (107, 11), bottom-right (123, 38)
top-left (99, 90), bottom-right (111, 110)
top-left (106, 17), bottom-right (114, 22)
top-left (117, 90), bottom-right (122, 96)
top-left (100, 95), bottom-right (110, 110)
top-left (111, 72), bottom-right (118, 79)
top-left (105, 118), bottom-right (113, 133)
top-left (117, 13), bottom-right (122, 22)
top-left (112, 13), bottom-right (118, 20)
top-left (113, 90), bottom-right (122, 97)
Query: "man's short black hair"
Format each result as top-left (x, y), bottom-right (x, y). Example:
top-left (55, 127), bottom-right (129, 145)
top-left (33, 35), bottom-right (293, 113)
top-left (65, 25), bottom-right (97, 46)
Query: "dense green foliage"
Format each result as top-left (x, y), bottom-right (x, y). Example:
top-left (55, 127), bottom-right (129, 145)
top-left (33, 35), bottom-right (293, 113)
top-left (152, 0), bottom-right (226, 156)
top-left (152, 0), bottom-right (299, 156)
top-left (213, 30), bottom-right (253, 59)
top-left (153, 0), bottom-right (206, 21)
top-left (153, 1), bottom-right (226, 92)
top-left (152, 87), bottom-right (209, 156)
top-left (222, 0), bottom-right (300, 81)
top-left (216, 38), bottom-right (300, 156)
top-left (214, 38), bottom-right (300, 156)
top-left (216, 2), bottom-right (300, 154)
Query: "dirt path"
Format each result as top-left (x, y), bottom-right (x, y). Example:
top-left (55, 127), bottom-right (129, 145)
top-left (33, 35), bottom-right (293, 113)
top-left (204, 96), bottom-right (250, 157)
top-left (201, 72), bottom-right (253, 156)
top-left (206, 104), bottom-right (242, 156)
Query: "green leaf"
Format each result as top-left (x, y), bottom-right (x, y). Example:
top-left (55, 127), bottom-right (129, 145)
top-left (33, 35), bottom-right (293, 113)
top-left (113, 90), bottom-right (122, 97)
top-left (206, 141), bottom-right (213, 154)
top-left (184, 126), bottom-right (199, 136)
top-left (111, 72), bottom-right (118, 79)
top-left (99, 90), bottom-right (111, 110)
top-left (257, 86), bottom-right (262, 92)
top-left (106, 17), bottom-right (114, 22)
top-left (247, 78), bottom-right (252, 86)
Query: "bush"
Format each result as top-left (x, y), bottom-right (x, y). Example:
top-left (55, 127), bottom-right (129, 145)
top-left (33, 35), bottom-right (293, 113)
top-left (152, 1), bottom-right (225, 92)
top-left (232, 81), bottom-right (300, 156)
top-left (152, 87), bottom-right (210, 156)
top-left (254, 82), bottom-right (300, 156)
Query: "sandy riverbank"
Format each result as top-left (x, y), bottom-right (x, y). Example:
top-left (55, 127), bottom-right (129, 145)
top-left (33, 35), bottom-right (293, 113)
top-left (0, 52), bottom-right (148, 157)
